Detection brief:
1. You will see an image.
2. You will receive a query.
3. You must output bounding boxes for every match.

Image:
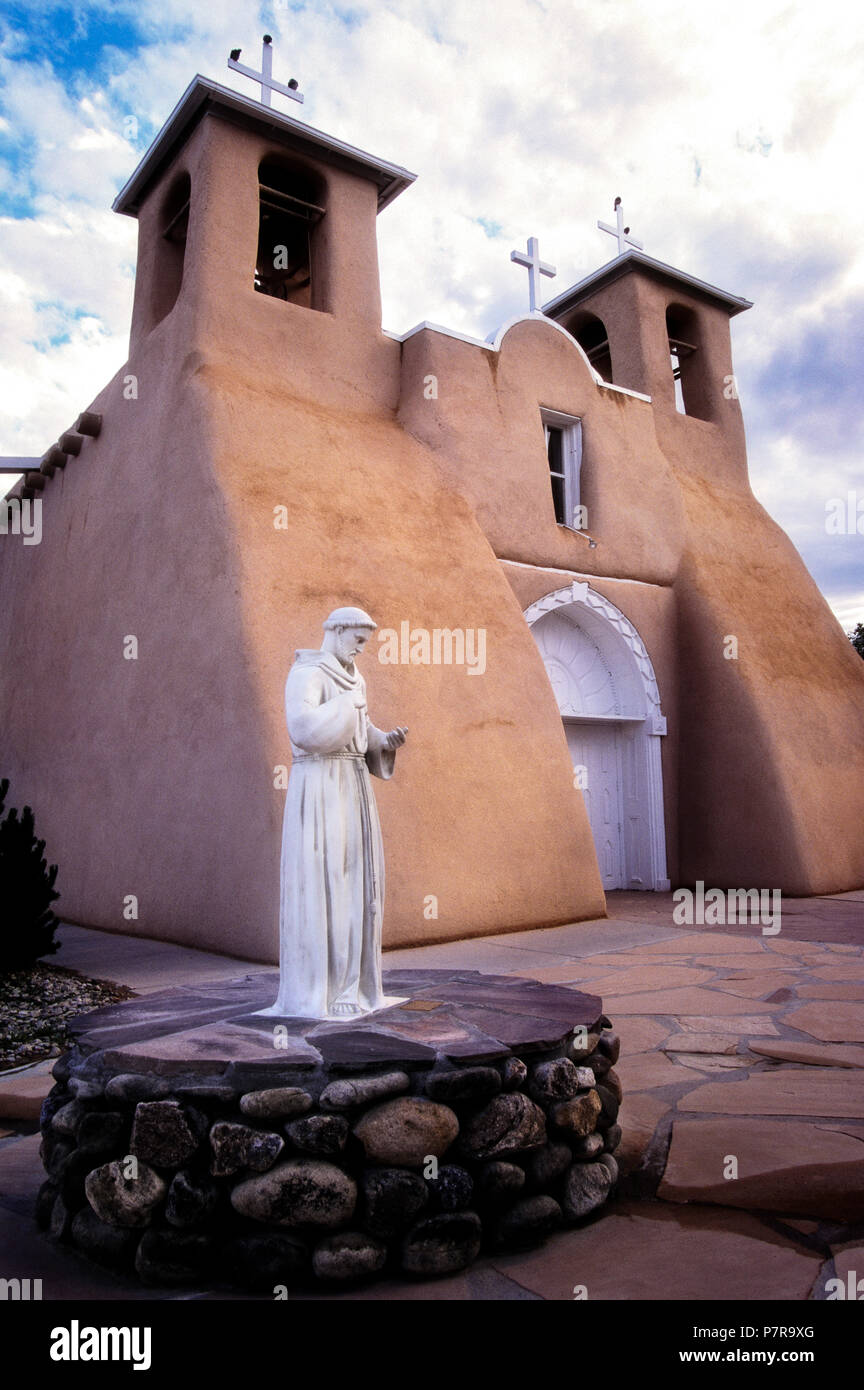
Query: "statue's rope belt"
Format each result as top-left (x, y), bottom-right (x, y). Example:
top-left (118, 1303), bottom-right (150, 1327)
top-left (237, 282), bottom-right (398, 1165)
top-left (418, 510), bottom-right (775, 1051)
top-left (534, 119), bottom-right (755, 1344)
top-left (292, 751), bottom-right (366, 760)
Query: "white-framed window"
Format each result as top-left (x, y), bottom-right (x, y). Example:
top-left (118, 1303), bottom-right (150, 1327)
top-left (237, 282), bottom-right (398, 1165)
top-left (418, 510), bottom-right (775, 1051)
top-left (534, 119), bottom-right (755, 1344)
top-left (541, 409), bottom-right (583, 530)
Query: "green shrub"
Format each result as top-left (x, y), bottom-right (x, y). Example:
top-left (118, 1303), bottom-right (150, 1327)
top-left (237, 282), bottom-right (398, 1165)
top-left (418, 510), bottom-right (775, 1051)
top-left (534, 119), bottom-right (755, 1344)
top-left (0, 778), bottom-right (60, 972)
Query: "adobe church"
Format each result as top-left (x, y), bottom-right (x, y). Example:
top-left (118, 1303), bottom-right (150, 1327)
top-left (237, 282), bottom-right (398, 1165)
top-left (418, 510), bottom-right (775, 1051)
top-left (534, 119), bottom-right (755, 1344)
top-left (2, 49), bottom-right (863, 962)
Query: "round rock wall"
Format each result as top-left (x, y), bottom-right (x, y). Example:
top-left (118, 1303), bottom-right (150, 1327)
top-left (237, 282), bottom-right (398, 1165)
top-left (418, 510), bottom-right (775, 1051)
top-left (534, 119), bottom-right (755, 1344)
top-left (37, 969), bottom-right (621, 1288)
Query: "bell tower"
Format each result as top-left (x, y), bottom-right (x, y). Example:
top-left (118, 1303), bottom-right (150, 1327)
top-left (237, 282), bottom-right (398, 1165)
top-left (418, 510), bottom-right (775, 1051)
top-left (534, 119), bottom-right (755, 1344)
top-left (114, 61), bottom-right (415, 363)
top-left (542, 242), bottom-right (753, 474)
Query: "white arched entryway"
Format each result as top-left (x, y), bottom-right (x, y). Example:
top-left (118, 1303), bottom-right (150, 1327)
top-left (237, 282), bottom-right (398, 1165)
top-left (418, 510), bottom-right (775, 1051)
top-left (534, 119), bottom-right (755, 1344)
top-left (524, 582), bottom-right (670, 892)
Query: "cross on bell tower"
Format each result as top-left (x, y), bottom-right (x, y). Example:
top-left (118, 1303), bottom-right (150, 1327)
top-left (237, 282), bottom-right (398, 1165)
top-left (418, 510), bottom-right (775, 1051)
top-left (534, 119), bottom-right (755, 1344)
top-left (228, 34), bottom-right (304, 108)
top-left (597, 198), bottom-right (643, 257)
top-left (510, 237), bottom-right (557, 312)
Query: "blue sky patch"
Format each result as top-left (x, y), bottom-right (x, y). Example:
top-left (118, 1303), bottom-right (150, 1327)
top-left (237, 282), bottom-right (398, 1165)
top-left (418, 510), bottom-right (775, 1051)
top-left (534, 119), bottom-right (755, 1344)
top-left (476, 217), bottom-right (503, 239)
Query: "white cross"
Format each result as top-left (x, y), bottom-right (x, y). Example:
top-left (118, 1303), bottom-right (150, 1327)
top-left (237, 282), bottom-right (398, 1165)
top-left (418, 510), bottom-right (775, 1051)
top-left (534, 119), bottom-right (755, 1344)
top-left (510, 237), bottom-right (557, 312)
top-left (228, 35), bottom-right (304, 108)
top-left (597, 198), bottom-right (643, 256)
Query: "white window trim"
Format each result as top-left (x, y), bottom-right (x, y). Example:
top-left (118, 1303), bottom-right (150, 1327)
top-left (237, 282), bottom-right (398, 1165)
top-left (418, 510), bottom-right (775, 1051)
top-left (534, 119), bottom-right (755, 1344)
top-left (541, 409), bottom-right (583, 531)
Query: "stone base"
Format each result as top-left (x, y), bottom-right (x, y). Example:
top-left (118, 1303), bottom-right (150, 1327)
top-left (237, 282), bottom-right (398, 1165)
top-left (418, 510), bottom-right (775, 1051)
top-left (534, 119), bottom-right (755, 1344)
top-left (37, 969), bottom-right (622, 1289)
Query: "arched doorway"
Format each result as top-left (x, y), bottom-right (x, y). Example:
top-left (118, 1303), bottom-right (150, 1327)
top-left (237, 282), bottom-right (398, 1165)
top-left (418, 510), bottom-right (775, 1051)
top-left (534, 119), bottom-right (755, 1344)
top-left (524, 582), bottom-right (670, 891)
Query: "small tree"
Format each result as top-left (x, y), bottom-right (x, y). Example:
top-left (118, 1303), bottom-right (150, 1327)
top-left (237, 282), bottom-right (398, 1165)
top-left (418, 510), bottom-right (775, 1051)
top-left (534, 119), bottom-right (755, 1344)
top-left (850, 623), bottom-right (864, 660)
top-left (0, 778), bottom-right (60, 972)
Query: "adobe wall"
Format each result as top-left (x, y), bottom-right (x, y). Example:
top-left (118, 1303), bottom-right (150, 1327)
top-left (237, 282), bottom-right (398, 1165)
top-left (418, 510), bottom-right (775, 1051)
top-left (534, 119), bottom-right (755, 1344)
top-left (397, 318), bottom-right (684, 586)
top-left (0, 115), bottom-right (607, 961)
top-left (0, 328), bottom-right (279, 959)
top-left (664, 416), bottom-right (864, 893)
top-left (396, 305), bottom-right (864, 896)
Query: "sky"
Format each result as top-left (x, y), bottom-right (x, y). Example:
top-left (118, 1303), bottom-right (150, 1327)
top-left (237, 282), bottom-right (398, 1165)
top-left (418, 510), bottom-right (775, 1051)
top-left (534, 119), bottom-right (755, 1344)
top-left (0, 0), bottom-right (862, 631)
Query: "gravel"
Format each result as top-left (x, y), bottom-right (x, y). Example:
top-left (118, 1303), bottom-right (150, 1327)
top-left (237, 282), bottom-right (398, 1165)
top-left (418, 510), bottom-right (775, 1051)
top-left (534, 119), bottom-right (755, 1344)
top-left (0, 964), bottom-right (134, 1071)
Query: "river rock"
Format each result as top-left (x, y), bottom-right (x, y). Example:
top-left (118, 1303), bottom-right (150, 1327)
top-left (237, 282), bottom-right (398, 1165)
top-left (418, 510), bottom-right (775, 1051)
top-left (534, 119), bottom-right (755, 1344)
top-left (598, 1152), bottom-right (619, 1185)
top-left (40, 1088), bottom-right (70, 1133)
top-left (561, 1159), bottom-right (614, 1220)
top-left (458, 1093), bottom-right (546, 1161)
top-left (569, 1030), bottom-right (601, 1060)
top-left (165, 1170), bottom-right (220, 1228)
top-left (495, 1195), bottom-right (562, 1247)
top-left (285, 1114), bottom-right (349, 1158)
top-left (210, 1121), bottom-right (284, 1176)
top-left (51, 1099), bottom-right (89, 1138)
top-left (131, 1101), bottom-right (200, 1167)
top-left (603, 1124), bottom-right (623, 1154)
top-left (174, 1084), bottom-right (238, 1106)
top-left (362, 1167), bottom-right (428, 1237)
top-left (84, 1159), bottom-right (166, 1227)
top-left (222, 1233), bottom-right (310, 1291)
top-left (603, 1068), bottom-right (623, 1103)
top-left (44, 1137), bottom-right (74, 1179)
top-left (587, 1051), bottom-right (612, 1079)
top-left (68, 1077), bottom-right (104, 1101)
top-left (570, 1132), bottom-right (605, 1161)
top-left (502, 1057), bottom-right (528, 1091)
top-left (58, 1149), bottom-right (94, 1208)
top-left (528, 1057), bottom-right (583, 1104)
top-left (425, 1067), bottom-right (502, 1104)
top-left (353, 1098), bottom-right (459, 1168)
top-left (104, 1073), bottom-right (172, 1103)
top-left (597, 1031), bottom-right (621, 1064)
top-left (522, 1141), bottom-right (572, 1190)
top-left (51, 1053), bottom-right (73, 1083)
top-left (595, 1084), bottom-right (620, 1129)
top-left (551, 1089), bottom-right (602, 1137)
top-left (231, 1159), bottom-right (357, 1228)
top-left (426, 1164), bottom-right (474, 1213)
top-left (476, 1161), bottom-right (525, 1207)
top-left (77, 1111), bottom-right (127, 1158)
top-left (135, 1229), bottom-right (214, 1285)
top-left (319, 1071), bottom-right (410, 1110)
top-left (312, 1231), bottom-right (388, 1283)
top-left (50, 1193), bottom-right (74, 1240)
top-left (401, 1212), bottom-right (482, 1276)
top-left (239, 1087), bottom-right (313, 1120)
top-left (35, 1179), bottom-right (58, 1230)
top-left (70, 1206), bottom-right (140, 1268)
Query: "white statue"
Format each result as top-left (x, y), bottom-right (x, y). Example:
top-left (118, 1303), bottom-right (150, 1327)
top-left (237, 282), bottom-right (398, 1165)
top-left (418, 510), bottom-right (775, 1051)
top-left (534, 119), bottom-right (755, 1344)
top-left (259, 608), bottom-right (408, 1020)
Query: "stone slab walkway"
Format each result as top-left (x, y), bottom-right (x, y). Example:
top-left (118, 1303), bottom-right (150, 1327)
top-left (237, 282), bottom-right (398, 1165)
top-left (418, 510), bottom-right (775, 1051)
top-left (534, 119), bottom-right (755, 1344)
top-left (1, 889), bottom-right (862, 1301)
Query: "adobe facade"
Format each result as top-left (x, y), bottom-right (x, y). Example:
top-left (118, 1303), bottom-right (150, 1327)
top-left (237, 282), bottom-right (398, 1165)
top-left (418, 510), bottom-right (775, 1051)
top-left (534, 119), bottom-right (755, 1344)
top-left (2, 74), bottom-right (862, 961)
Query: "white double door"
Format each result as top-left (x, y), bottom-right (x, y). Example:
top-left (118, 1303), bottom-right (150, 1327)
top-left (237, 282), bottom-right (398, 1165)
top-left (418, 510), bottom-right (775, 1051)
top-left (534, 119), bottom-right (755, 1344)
top-left (566, 719), bottom-right (650, 891)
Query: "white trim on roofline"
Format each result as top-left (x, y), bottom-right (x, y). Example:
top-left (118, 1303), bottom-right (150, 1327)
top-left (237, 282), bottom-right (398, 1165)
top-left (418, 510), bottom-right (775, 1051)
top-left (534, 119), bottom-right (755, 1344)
top-left (383, 321), bottom-right (489, 348)
top-left (486, 312), bottom-right (601, 379)
top-left (596, 381), bottom-right (652, 403)
top-left (383, 313), bottom-right (652, 402)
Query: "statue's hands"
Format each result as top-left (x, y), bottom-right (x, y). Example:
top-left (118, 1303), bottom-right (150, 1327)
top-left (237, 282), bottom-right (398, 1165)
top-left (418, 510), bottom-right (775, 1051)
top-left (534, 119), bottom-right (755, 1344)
top-left (385, 726), bottom-right (408, 750)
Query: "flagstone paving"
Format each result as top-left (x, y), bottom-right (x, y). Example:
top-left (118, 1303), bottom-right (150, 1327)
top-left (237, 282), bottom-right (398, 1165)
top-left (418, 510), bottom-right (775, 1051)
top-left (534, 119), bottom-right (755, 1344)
top-left (0, 887), bottom-right (862, 1300)
top-left (785, 1002), bottom-right (864, 1042)
top-left (675, 1014), bottom-right (780, 1034)
top-left (749, 1040), bottom-right (864, 1067)
top-left (658, 1118), bottom-right (864, 1220)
